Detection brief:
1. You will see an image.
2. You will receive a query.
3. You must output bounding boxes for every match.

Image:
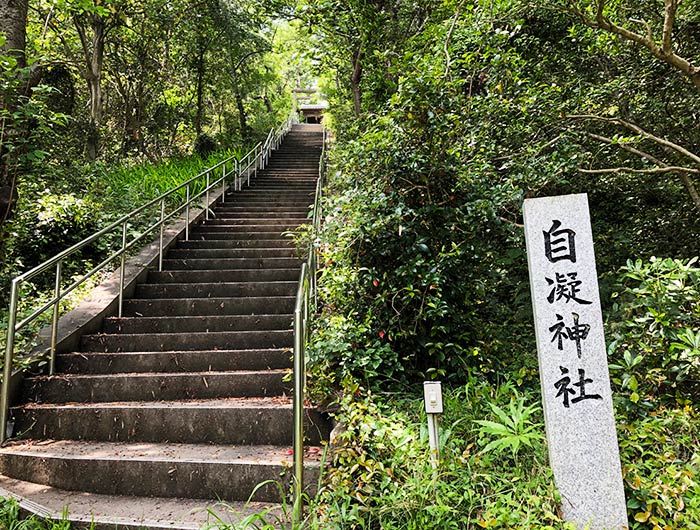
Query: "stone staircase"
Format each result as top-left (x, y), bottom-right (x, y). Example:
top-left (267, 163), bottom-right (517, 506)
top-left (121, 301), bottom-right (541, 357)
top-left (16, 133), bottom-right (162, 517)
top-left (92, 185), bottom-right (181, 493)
top-left (0, 124), bottom-right (330, 528)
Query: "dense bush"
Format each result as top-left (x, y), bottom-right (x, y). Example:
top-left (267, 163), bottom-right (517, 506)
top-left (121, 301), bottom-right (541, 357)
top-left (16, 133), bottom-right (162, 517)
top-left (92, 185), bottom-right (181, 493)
top-left (304, 378), bottom-right (700, 529)
top-left (10, 193), bottom-right (103, 274)
top-left (306, 379), bottom-right (569, 529)
top-left (607, 258), bottom-right (700, 414)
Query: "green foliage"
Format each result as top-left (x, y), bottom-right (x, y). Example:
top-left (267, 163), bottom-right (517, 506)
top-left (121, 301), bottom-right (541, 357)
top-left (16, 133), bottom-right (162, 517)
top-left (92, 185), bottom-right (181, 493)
top-left (201, 482), bottom-right (292, 530)
top-left (619, 408), bottom-right (700, 529)
top-left (0, 497), bottom-right (75, 530)
top-left (300, 378), bottom-right (700, 529)
top-left (607, 257), bottom-right (700, 413)
top-left (1, 43), bottom-right (68, 171)
top-left (301, 379), bottom-right (572, 529)
top-left (10, 193), bottom-right (102, 275)
top-left (474, 397), bottom-right (543, 460)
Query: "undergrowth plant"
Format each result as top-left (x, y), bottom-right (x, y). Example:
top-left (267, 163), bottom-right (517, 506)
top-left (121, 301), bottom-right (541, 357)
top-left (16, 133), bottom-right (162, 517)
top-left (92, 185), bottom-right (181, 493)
top-left (607, 257), bottom-right (700, 414)
top-left (301, 378), bottom-right (571, 529)
top-left (0, 497), bottom-right (77, 530)
top-left (201, 480), bottom-right (291, 530)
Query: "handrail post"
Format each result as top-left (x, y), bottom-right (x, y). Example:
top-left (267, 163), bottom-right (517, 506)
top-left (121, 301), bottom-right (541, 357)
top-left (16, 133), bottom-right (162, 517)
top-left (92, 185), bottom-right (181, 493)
top-left (185, 185), bottom-right (190, 241)
top-left (221, 162), bottom-right (227, 203)
top-left (235, 160), bottom-right (239, 191)
top-left (49, 260), bottom-right (63, 375)
top-left (159, 199), bottom-right (165, 272)
top-left (1, 279), bottom-right (20, 443)
top-left (205, 171), bottom-right (210, 221)
top-left (254, 146), bottom-right (259, 178)
top-left (292, 284), bottom-right (305, 526)
top-left (119, 221), bottom-right (127, 317)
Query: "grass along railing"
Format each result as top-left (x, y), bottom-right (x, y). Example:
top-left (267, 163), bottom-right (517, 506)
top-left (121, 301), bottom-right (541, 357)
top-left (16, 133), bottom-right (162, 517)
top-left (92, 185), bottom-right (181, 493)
top-left (0, 113), bottom-right (298, 443)
top-left (292, 127), bottom-right (326, 526)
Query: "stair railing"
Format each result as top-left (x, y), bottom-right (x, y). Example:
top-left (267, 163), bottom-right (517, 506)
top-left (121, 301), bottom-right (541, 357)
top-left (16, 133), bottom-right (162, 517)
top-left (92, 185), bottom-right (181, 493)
top-left (292, 127), bottom-right (326, 526)
top-left (0, 113), bottom-right (298, 444)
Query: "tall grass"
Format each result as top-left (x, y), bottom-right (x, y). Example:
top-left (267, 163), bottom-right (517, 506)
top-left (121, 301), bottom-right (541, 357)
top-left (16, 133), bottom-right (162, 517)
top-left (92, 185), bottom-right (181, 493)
top-left (97, 147), bottom-right (245, 216)
top-left (0, 497), bottom-right (80, 530)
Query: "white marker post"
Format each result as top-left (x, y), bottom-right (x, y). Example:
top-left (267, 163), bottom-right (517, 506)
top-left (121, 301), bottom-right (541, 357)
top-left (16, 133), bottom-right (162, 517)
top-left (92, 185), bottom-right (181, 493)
top-left (523, 194), bottom-right (628, 530)
top-left (423, 381), bottom-right (443, 469)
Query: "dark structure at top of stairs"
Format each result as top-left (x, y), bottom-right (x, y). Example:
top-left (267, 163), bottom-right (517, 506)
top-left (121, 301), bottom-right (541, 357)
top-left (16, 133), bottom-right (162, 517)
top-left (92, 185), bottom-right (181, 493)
top-left (0, 124), bottom-right (330, 529)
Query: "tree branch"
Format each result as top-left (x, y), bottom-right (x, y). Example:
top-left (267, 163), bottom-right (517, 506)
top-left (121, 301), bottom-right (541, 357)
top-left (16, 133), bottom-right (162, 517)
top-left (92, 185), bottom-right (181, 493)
top-left (565, 0), bottom-right (700, 91)
top-left (569, 114), bottom-right (700, 165)
top-left (581, 130), bottom-right (700, 210)
top-left (443, 0), bottom-right (465, 80)
top-left (579, 166), bottom-right (700, 175)
top-left (662, 0), bottom-right (678, 55)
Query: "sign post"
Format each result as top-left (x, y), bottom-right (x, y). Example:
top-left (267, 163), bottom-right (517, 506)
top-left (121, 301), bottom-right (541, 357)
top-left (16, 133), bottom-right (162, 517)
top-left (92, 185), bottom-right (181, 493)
top-left (523, 193), bottom-right (628, 530)
top-left (423, 381), bottom-right (443, 469)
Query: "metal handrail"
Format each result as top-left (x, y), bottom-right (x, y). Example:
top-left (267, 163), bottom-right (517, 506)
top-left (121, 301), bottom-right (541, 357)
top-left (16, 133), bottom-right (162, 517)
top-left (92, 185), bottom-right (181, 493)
top-left (292, 127), bottom-right (326, 526)
top-left (0, 112), bottom-right (298, 443)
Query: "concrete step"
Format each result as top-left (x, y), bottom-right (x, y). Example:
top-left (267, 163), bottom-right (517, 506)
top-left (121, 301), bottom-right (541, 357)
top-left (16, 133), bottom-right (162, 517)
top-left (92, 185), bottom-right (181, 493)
top-left (135, 281), bottom-right (297, 299)
top-left (10, 398), bottom-right (330, 445)
top-left (80, 329), bottom-right (293, 352)
top-left (214, 206), bottom-right (311, 213)
top-left (0, 441), bottom-right (322, 503)
top-left (0, 474), bottom-right (287, 530)
top-left (230, 187), bottom-right (314, 193)
top-left (227, 188), bottom-right (314, 195)
top-left (175, 239), bottom-right (294, 249)
top-left (123, 296), bottom-right (295, 316)
top-left (194, 222), bottom-right (305, 231)
top-left (250, 178), bottom-right (317, 184)
top-left (187, 230), bottom-right (297, 240)
top-left (257, 162), bottom-right (319, 167)
top-left (216, 194), bottom-right (314, 202)
top-left (211, 215), bottom-right (309, 223)
top-left (251, 177), bottom-right (316, 184)
top-left (146, 268), bottom-right (299, 283)
top-left (103, 314), bottom-right (292, 334)
top-left (235, 188), bottom-right (313, 195)
top-left (165, 248), bottom-right (298, 260)
top-left (161, 257), bottom-right (302, 269)
top-left (56, 348), bottom-right (292, 374)
top-left (22, 370), bottom-right (289, 403)
top-left (212, 213), bottom-right (309, 221)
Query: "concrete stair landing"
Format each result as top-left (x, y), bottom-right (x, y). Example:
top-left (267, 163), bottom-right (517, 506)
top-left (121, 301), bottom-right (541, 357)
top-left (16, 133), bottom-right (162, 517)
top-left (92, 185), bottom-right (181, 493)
top-left (0, 124), bottom-right (329, 528)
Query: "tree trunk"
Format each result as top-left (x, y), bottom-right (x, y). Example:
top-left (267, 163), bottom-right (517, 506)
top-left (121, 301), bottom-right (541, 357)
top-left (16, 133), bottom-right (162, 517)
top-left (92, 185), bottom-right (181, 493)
top-left (678, 171), bottom-right (700, 211)
top-left (351, 47), bottom-right (363, 117)
top-left (194, 36), bottom-right (206, 137)
top-left (263, 92), bottom-right (273, 113)
top-left (233, 76), bottom-right (249, 140)
top-left (74, 13), bottom-right (107, 161)
top-left (0, 0), bottom-right (29, 230)
top-left (0, 0), bottom-right (28, 67)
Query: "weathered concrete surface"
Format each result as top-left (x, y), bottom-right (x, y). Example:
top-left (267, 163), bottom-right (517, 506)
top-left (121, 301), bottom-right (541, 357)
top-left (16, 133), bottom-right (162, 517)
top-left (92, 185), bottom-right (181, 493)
top-left (0, 474), bottom-right (288, 530)
top-left (12, 399), bottom-right (329, 445)
top-left (56, 348), bottom-right (292, 374)
top-left (22, 370), bottom-right (290, 403)
top-left (0, 441), bottom-right (322, 502)
top-left (0, 124), bottom-right (330, 523)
